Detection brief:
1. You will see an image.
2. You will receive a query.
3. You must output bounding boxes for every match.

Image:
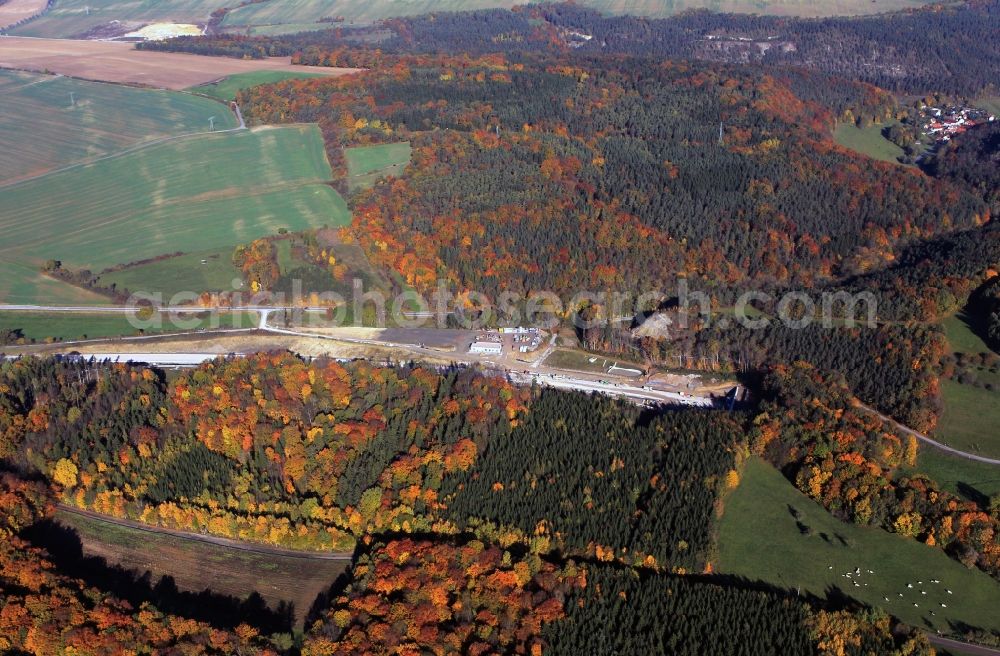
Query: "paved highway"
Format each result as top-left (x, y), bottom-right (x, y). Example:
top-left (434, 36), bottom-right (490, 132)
top-left (7, 347), bottom-right (718, 407)
top-left (509, 371), bottom-right (715, 407)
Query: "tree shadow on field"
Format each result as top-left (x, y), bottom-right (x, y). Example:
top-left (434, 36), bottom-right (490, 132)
top-left (23, 519), bottom-right (294, 634)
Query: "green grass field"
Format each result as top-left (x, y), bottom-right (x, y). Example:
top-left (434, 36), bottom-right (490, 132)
top-left (97, 247), bottom-right (244, 302)
top-left (189, 70), bottom-right (328, 101)
top-left (719, 458), bottom-right (1000, 636)
top-left (344, 141), bottom-right (412, 191)
top-left (583, 0), bottom-right (939, 17)
top-left (833, 121), bottom-right (906, 164)
top-left (219, 0), bottom-right (940, 27)
top-left (220, 0), bottom-right (506, 29)
top-left (975, 96), bottom-right (1000, 117)
top-left (0, 69), bottom-right (235, 183)
top-left (936, 379), bottom-right (1000, 459)
top-left (0, 126), bottom-right (350, 304)
top-left (906, 447), bottom-right (1000, 503)
top-left (10, 0), bottom-right (228, 37)
top-left (0, 310), bottom-right (258, 343)
top-left (11, 0), bottom-right (944, 36)
top-left (0, 261), bottom-right (108, 305)
top-left (935, 312), bottom-right (1000, 458)
top-left (96, 238), bottom-right (316, 302)
top-left (942, 313), bottom-right (995, 356)
top-left (543, 348), bottom-right (645, 376)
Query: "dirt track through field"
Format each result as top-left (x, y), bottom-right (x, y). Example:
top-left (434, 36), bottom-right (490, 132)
top-left (0, 37), bottom-right (359, 89)
top-left (0, 0), bottom-right (48, 30)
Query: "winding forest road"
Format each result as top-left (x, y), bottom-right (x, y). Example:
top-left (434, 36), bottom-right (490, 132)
top-left (855, 402), bottom-right (1000, 466)
top-left (56, 504), bottom-right (354, 561)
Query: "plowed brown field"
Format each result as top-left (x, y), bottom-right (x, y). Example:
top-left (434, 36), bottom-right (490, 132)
top-left (0, 0), bottom-right (48, 29)
top-left (0, 36), bottom-right (358, 89)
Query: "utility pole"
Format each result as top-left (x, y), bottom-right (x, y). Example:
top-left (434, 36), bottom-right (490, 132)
top-left (69, 91), bottom-right (75, 108)
top-left (208, 116), bottom-right (216, 131)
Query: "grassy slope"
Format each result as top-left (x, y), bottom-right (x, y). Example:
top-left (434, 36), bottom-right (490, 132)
top-left (907, 448), bottom-right (1000, 503)
top-left (344, 142), bottom-right (412, 177)
top-left (936, 380), bottom-right (1000, 459)
top-left (936, 313), bottom-right (1000, 458)
top-left (11, 0), bottom-right (943, 35)
top-left (97, 247), bottom-right (244, 302)
top-left (222, 0), bottom-right (514, 28)
top-left (589, 0), bottom-right (938, 17)
top-left (220, 0), bottom-right (939, 27)
top-left (0, 310), bottom-right (258, 342)
top-left (0, 69), bottom-right (235, 183)
top-left (943, 313), bottom-right (995, 356)
top-left (718, 458), bottom-right (1000, 635)
top-left (9, 0), bottom-right (228, 37)
top-left (189, 70), bottom-right (328, 101)
top-left (0, 261), bottom-right (108, 306)
top-left (975, 96), bottom-right (1000, 117)
top-left (832, 121), bottom-right (906, 164)
top-left (0, 126), bottom-right (350, 304)
top-left (344, 141), bottom-right (412, 191)
top-left (54, 508), bottom-right (348, 626)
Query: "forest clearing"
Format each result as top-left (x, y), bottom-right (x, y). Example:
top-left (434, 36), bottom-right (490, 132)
top-left (51, 507), bottom-right (350, 627)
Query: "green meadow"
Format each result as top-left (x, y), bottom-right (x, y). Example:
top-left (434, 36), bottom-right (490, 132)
top-left (344, 141), bottom-right (411, 191)
top-left (0, 126), bottom-right (350, 303)
top-left (221, 0), bottom-right (513, 29)
top-left (937, 380), bottom-right (1000, 459)
top-left (96, 248), bottom-right (244, 302)
top-left (832, 121), bottom-right (906, 164)
top-left (718, 458), bottom-right (1000, 636)
top-left (942, 313), bottom-right (995, 356)
top-left (0, 69), bottom-right (235, 183)
top-left (219, 0), bottom-right (940, 28)
top-left (935, 312), bottom-right (1000, 458)
top-left (15, 0), bottom-right (939, 37)
top-left (907, 447), bottom-right (1000, 503)
top-left (189, 70), bottom-right (328, 101)
top-left (0, 310), bottom-right (258, 343)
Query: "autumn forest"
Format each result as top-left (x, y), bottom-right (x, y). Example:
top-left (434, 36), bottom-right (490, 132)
top-left (3, 1), bottom-right (1000, 655)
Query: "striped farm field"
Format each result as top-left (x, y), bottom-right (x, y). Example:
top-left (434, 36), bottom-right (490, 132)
top-left (11, 0), bottom-right (942, 37)
top-left (8, 0), bottom-right (228, 38)
top-left (0, 69), bottom-right (236, 184)
top-left (221, 0), bottom-right (519, 29)
top-left (0, 125), bottom-right (350, 304)
top-left (582, 0), bottom-right (940, 17)
top-left (0, 0), bottom-right (49, 29)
